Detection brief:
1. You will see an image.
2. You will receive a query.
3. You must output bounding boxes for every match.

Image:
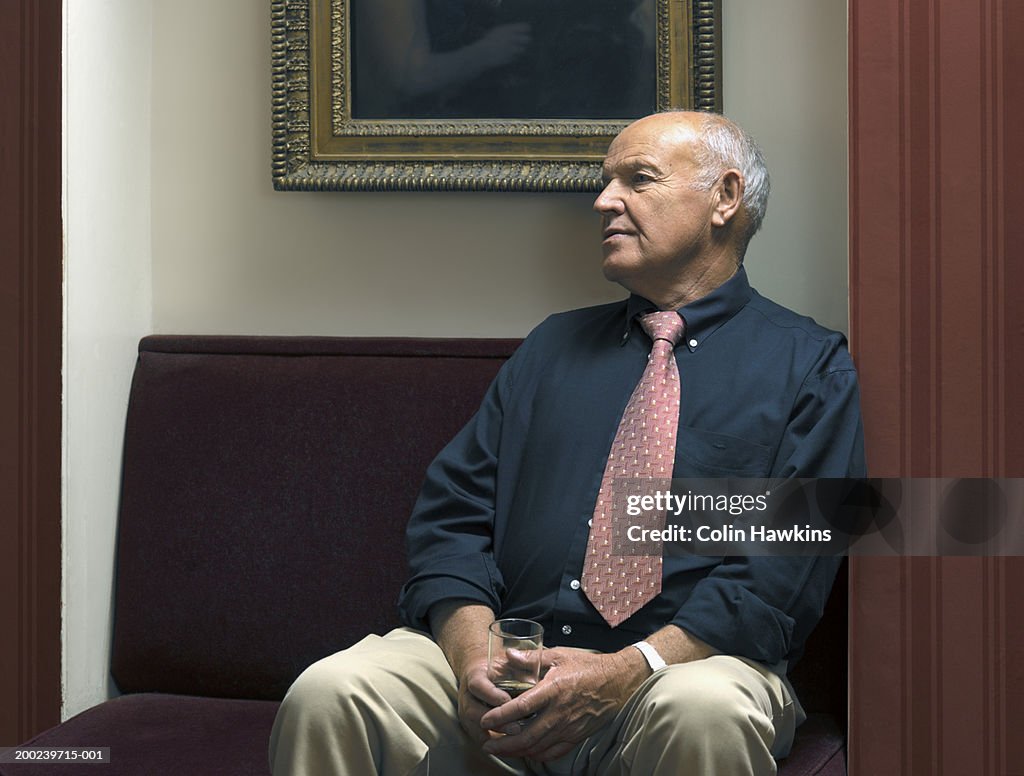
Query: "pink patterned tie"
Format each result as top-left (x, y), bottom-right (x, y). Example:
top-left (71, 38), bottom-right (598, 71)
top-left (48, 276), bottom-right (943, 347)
top-left (582, 311), bottom-right (685, 628)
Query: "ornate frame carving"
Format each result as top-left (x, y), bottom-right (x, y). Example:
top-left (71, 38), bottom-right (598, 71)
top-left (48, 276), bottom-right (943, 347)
top-left (272, 0), bottom-right (721, 191)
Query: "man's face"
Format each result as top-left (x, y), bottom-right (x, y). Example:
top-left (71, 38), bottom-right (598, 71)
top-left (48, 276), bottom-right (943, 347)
top-left (594, 115), bottom-right (719, 298)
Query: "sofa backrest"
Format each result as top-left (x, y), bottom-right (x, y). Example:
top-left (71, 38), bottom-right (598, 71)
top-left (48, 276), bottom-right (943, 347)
top-left (111, 336), bottom-right (518, 701)
top-left (111, 335), bottom-right (847, 718)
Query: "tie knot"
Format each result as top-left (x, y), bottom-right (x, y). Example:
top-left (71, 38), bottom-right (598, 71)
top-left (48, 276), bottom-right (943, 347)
top-left (640, 311), bottom-right (685, 347)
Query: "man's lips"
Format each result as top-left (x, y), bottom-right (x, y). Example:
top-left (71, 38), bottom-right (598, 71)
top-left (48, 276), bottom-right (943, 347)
top-left (603, 228), bottom-right (634, 241)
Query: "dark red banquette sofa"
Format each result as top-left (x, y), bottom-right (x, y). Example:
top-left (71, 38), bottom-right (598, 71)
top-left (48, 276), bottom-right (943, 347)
top-left (1, 336), bottom-right (847, 775)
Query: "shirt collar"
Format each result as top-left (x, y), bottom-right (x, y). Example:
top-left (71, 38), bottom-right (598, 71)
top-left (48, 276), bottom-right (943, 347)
top-left (622, 266), bottom-right (754, 352)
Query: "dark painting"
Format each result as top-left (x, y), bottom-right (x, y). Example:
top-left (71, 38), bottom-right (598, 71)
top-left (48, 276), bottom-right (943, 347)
top-left (350, 0), bottom-right (657, 120)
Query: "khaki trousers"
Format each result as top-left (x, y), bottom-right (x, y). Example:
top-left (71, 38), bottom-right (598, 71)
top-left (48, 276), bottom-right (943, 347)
top-left (269, 628), bottom-right (797, 776)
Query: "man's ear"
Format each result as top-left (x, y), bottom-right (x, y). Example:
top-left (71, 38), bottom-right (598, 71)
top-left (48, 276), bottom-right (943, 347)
top-left (711, 169), bottom-right (743, 228)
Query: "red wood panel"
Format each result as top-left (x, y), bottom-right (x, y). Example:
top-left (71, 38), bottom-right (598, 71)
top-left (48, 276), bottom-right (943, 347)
top-left (1000, 4), bottom-right (1024, 774)
top-left (0, 0), bottom-right (63, 746)
top-left (1003, 1), bottom-right (1024, 482)
top-left (849, 0), bottom-right (1024, 774)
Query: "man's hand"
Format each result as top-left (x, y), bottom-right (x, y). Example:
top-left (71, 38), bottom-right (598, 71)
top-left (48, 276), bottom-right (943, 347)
top-left (430, 606), bottom-right (718, 762)
top-left (427, 601), bottom-right (509, 746)
top-left (478, 647), bottom-right (648, 762)
top-left (455, 657), bottom-right (512, 745)
top-left (476, 625), bottom-right (717, 762)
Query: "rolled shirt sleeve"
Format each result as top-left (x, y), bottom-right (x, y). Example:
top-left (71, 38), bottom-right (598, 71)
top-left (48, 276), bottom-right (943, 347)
top-left (397, 358), bottom-right (512, 631)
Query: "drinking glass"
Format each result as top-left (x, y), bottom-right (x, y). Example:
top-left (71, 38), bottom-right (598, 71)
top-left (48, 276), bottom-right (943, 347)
top-left (487, 618), bottom-right (544, 699)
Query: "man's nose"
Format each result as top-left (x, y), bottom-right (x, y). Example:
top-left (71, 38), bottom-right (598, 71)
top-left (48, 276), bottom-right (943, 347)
top-left (593, 182), bottom-right (624, 214)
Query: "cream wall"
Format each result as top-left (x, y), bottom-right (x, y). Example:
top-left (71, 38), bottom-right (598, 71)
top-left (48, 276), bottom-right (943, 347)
top-left (723, 1), bottom-right (849, 330)
top-left (63, 0), bottom-right (154, 717)
top-left (150, 0), bottom-right (848, 336)
top-left (64, 0), bottom-right (848, 716)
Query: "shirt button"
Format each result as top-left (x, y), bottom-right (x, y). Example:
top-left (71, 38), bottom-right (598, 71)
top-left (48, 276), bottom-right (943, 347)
top-left (570, 579), bottom-right (581, 590)
top-left (588, 519), bottom-right (593, 527)
top-left (688, 338), bottom-right (698, 348)
top-left (561, 625), bottom-right (573, 636)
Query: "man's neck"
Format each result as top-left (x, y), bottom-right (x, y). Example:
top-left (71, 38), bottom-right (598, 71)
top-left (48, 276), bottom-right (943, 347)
top-left (642, 252), bottom-right (741, 311)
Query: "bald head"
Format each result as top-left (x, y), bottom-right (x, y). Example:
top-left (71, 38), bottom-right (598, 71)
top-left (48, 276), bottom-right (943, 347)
top-left (615, 111), bottom-right (704, 147)
top-left (612, 111), bottom-right (771, 250)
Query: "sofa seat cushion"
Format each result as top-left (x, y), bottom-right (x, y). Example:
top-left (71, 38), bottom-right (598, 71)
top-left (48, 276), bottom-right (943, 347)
top-left (0, 694), bottom-right (278, 776)
top-left (778, 714), bottom-right (846, 776)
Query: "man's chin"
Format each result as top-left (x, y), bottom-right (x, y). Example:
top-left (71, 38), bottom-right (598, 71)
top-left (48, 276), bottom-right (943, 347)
top-left (601, 257), bottom-right (652, 300)
top-left (601, 253), bottom-right (633, 284)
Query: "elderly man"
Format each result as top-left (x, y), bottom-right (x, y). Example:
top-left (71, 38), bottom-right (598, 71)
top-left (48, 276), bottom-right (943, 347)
top-left (269, 111), bottom-right (865, 776)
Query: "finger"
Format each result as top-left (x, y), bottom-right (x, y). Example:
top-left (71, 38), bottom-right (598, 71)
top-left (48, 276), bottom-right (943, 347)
top-left (534, 646), bottom-right (572, 670)
top-left (479, 684), bottom-right (546, 730)
top-left (505, 648), bottom-right (543, 670)
top-left (465, 672), bottom-right (510, 707)
top-left (495, 721), bottom-right (526, 736)
top-left (479, 696), bottom-right (533, 730)
top-left (461, 685), bottom-right (500, 718)
top-left (481, 712), bottom-right (560, 758)
top-left (462, 695), bottom-right (492, 720)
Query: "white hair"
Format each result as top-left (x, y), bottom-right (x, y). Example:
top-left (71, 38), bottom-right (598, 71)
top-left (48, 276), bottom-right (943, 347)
top-left (686, 112), bottom-right (771, 248)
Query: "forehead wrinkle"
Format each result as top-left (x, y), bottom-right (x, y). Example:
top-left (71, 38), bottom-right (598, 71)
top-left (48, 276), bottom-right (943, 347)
top-left (602, 148), bottom-right (670, 178)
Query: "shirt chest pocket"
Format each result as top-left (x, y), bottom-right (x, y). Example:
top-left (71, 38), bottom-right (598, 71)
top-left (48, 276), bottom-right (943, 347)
top-left (673, 426), bottom-right (772, 477)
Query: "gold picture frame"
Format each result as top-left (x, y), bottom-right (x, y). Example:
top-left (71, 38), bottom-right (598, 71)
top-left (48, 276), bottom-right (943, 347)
top-left (271, 0), bottom-right (722, 192)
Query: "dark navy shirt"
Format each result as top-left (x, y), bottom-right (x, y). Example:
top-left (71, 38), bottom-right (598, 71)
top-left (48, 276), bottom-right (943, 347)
top-left (398, 267), bottom-right (866, 670)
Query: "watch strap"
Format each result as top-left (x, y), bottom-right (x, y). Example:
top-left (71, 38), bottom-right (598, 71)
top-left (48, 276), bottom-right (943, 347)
top-left (632, 640), bottom-right (668, 672)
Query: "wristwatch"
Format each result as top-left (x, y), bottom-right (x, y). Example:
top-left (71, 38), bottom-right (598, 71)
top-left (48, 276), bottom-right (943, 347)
top-left (632, 640), bottom-right (668, 672)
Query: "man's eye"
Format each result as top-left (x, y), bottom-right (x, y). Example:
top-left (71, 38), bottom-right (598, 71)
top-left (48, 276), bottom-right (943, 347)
top-left (632, 173), bottom-right (653, 185)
